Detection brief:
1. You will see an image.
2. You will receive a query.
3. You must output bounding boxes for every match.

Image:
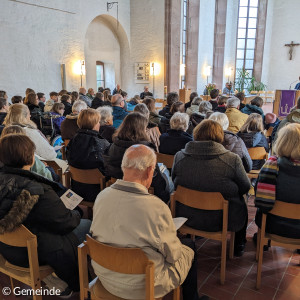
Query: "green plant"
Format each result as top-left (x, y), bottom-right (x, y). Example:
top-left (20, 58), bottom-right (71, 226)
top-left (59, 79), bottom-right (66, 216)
top-left (234, 69), bottom-right (250, 93)
top-left (248, 76), bottom-right (267, 92)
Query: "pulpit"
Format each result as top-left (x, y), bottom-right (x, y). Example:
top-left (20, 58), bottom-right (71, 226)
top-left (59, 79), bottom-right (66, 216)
top-left (273, 90), bottom-right (300, 118)
top-left (179, 88), bottom-right (191, 104)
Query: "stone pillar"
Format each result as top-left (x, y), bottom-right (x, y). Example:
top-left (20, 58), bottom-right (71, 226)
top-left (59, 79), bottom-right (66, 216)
top-left (164, 0), bottom-right (181, 93)
top-left (212, 0), bottom-right (227, 89)
top-left (185, 0), bottom-right (200, 92)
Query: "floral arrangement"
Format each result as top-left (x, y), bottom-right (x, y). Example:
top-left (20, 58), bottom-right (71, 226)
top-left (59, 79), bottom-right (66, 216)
top-left (206, 83), bottom-right (216, 95)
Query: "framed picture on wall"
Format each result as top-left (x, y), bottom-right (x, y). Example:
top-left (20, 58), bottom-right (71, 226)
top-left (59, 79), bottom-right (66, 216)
top-left (135, 62), bottom-right (150, 83)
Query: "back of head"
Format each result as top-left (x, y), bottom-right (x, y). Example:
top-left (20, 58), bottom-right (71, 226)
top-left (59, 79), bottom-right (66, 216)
top-left (227, 97), bottom-right (240, 109)
top-left (37, 93), bottom-right (45, 100)
top-left (2, 125), bottom-right (25, 136)
top-left (199, 101), bottom-right (212, 113)
top-left (189, 92), bottom-right (198, 102)
top-left (218, 96), bottom-right (228, 105)
top-left (115, 113), bottom-right (149, 142)
top-left (111, 94), bottom-right (123, 106)
top-left (79, 87), bottom-right (86, 94)
top-left (240, 113), bottom-right (263, 133)
top-left (167, 92), bottom-right (179, 106)
top-left (0, 134), bottom-right (35, 168)
top-left (61, 94), bottom-right (71, 103)
top-left (250, 97), bottom-right (263, 108)
top-left (265, 113), bottom-right (277, 124)
top-left (121, 144), bottom-right (156, 173)
top-left (209, 112), bottom-right (229, 131)
top-left (95, 92), bottom-right (104, 100)
top-left (142, 97), bottom-right (155, 112)
top-left (121, 91), bottom-right (127, 98)
top-left (11, 95), bottom-right (23, 104)
top-left (134, 103), bottom-right (149, 119)
top-left (193, 119), bottom-right (224, 143)
top-left (25, 88), bottom-right (35, 96)
top-left (170, 101), bottom-right (184, 114)
top-left (50, 91), bottom-right (58, 98)
top-left (77, 108), bottom-right (100, 130)
top-left (59, 90), bottom-right (68, 96)
top-left (98, 87), bottom-right (104, 93)
top-left (0, 98), bottom-right (7, 110)
top-left (170, 112), bottom-right (189, 131)
top-left (274, 123), bottom-right (300, 160)
top-left (4, 103), bottom-right (35, 127)
top-left (97, 106), bottom-right (113, 125)
top-left (24, 93), bottom-right (37, 105)
top-left (235, 92), bottom-right (245, 101)
top-left (52, 102), bottom-right (65, 114)
top-left (192, 97), bottom-right (202, 106)
top-left (210, 89), bottom-right (219, 99)
top-left (71, 91), bottom-right (79, 102)
top-left (72, 100), bottom-right (87, 114)
top-left (87, 88), bottom-right (94, 95)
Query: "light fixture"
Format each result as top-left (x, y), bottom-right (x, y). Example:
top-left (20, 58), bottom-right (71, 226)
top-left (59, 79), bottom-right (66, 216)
top-left (204, 66), bottom-right (211, 85)
top-left (225, 67), bottom-right (233, 83)
top-left (150, 62), bottom-right (161, 96)
top-left (180, 64), bottom-right (186, 77)
top-left (73, 60), bottom-right (86, 86)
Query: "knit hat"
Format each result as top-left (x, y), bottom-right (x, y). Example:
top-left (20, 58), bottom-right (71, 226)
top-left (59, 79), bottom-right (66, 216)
top-left (265, 113), bottom-right (277, 124)
top-left (287, 110), bottom-right (300, 123)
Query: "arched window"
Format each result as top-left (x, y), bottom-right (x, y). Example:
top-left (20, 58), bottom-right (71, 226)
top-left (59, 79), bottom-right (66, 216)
top-left (96, 61), bottom-right (105, 89)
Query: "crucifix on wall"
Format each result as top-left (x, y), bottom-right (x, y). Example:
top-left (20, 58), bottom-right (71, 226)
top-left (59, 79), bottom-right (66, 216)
top-left (285, 41), bottom-right (300, 60)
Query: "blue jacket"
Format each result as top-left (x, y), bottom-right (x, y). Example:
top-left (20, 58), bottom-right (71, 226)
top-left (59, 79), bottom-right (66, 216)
top-left (241, 104), bottom-right (264, 117)
top-left (50, 113), bottom-right (65, 135)
top-left (112, 106), bottom-right (129, 128)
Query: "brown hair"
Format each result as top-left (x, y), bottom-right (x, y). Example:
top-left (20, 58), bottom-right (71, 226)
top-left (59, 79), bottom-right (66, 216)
top-left (239, 113), bottom-right (264, 133)
top-left (250, 96), bottom-right (263, 108)
top-left (95, 92), bottom-right (104, 100)
top-left (71, 91), bottom-right (79, 103)
top-left (142, 98), bottom-right (155, 112)
top-left (25, 88), bottom-right (35, 96)
top-left (170, 101), bottom-right (184, 114)
top-left (61, 94), bottom-right (71, 103)
top-left (77, 108), bottom-right (100, 130)
top-left (0, 134), bottom-right (35, 168)
top-left (24, 93), bottom-right (37, 105)
top-left (59, 89), bottom-right (68, 96)
top-left (167, 92), bottom-right (179, 106)
top-left (114, 113), bottom-right (149, 142)
top-left (2, 125), bottom-right (25, 136)
top-left (218, 96), bottom-right (228, 105)
top-left (103, 90), bottom-right (110, 101)
top-left (52, 102), bottom-right (65, 114)
top-left (193, 119), bottom-right (224, 143)
top-left (11, 95), bottom-right (23, 104)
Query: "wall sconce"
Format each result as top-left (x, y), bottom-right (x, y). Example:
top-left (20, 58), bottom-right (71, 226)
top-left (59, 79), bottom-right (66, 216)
top-left (73, 60), bottom-right (86, 86)
top-left (225, 67), bottom-right (233, 83)
top-left (150, 62), bottom-right (160, 96)
top-left (180, 64), bottom-right (186, 77)
top-left (204, 66), bottom-right (211, 85)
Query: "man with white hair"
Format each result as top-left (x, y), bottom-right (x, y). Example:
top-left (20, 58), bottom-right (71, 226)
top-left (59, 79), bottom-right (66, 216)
top-left (97, 106), bottom-right (115, 143)
top-left (140, 85), bottom-right (153, 99)
top-left (91, 144), bottom-right (207, 300)
top-left (60, 100), bottom-right (87, 140)
top-left (111, 94), bottom-right (128, 128)
top-left (225, 97), bottom-right (248, 133)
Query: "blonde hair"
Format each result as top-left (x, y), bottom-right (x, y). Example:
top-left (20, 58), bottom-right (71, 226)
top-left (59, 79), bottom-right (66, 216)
top-left (239, 113), bottom-right (263, 133)
top-left (77, 108), bottom-right (100, 130)
top-left (4, 103), bottom-right (37, 128)
top-left (274, 123), bottom-right (300, 160)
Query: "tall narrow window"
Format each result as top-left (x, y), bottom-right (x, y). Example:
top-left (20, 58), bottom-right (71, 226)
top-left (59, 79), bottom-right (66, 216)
top-left (235, 0), bottom-right (259, 90)
top-left (96, 61), bottom-right (105, 89)
top-left (181, 0), bottom-right (188, 89)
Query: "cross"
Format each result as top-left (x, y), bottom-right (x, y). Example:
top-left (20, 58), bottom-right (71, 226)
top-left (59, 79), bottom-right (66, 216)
top-left (285, 41), bottom-right (300, 60)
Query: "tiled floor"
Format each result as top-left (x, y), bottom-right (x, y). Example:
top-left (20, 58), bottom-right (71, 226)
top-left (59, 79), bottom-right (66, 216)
top-left (0, 196), bottom-right (299, 300)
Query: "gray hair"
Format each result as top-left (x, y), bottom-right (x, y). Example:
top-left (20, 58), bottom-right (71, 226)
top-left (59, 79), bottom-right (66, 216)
top-left (96, 106), bottom-right (113, 125)
top-left (227, 97), bottom-right (240, 108)
top-left (121, 144), bottom-right (156, 172)
top-left (192, 97), bottom-right (202, 106)
top-left (72, 100), bottom-right (87, 113)
top-left (134, 103), bottom-right (150, 119)
top-left (209, 112), bottom-right (229, 130)
top-left (170, 112), bottom-right (189, 131)
top-left (199, 101), bottom-right (212, 113)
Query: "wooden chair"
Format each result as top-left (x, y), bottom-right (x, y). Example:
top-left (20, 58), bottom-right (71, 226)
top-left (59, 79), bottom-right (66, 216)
top-left (42, 160), bottom-right (63, 183)
top-left (78, 235), bottom-right (180, 300)
top-left (256, 201), bottom-right (300, 289)
top-left (64, 166), bottom-right (106, 209)
top-left (61, 144), bottom-right (66, 160)
top-left (247, 147), bottom-right (268, 179)
top-left (155, 153), bottom-right (175, 169)
top-left (64, 139), bottom-right (70, 146)
top-left (265, 127), bottom-right (274, 139)
top-left (0, 225), bottom-right (54, 300)
top-left (155, 98), bottom-right (167, 108)
top-left (170, 186), bottom-right (235, 285)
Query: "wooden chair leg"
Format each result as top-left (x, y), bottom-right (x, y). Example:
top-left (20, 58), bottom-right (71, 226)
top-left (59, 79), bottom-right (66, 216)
top-left (256, 215), bottom-right (266, 289)
top-left (256, 229), bottom-right (261, 262)
top-left (229, 232), bottom-right (235, 259)
top-left (9, 277), bottom-right (14, 291)
top-left (172, 286), bottom-right (180, 300)
top-left (220, 237), bottom-right (226, 285)
top-left (191, 235), bottom-right (195, 242)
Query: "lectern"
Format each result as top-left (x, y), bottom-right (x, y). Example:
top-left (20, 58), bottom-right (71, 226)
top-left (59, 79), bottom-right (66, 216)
top-left (273, 90), bottom-right (300, 118)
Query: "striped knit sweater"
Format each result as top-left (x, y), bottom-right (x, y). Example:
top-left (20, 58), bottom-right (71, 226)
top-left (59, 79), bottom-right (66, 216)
top-left (255, 156), bottom-right (279, 213)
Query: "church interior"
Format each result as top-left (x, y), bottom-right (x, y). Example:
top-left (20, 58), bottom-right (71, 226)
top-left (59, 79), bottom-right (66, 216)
top-left (0, 0), bottom-right (300, 299)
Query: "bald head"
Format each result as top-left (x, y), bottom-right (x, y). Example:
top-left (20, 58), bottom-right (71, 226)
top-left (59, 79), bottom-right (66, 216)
top-left (111, 94), bottom-right (124, 106)
top-left (121, 145), bottom-right (156, 188)
top-left (79, 87), bottom-right (86, 95)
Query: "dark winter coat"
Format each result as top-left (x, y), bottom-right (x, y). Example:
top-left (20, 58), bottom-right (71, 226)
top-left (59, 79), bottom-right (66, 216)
top-left (60, 114), bottom-right (79, 141)
top-left (61, 100), bottom-right (73, 116)
top-left (190, 113), bottom-right (205, 128)
top-left (27, 104), bottom-right (42, 129)
top-left (50, 112), bottom-right (65, 135)
top-left (255, 157), bottom-right (300, 238)
top-left (159, 113), bottom-right (172, 133)
top-left (209, 100), bottom-right (218, 110)
top-left (159, 105), bottom-right (171, 117)
top-left (159, 129), bottom-right (193, 155)
top-left (91, 97), bottom-right (105, 109)
top-left (0, 166), bottom-right (81, 290)
top-left (99, 125), bottom-right (116, 143)
top-left (112, 106), bottom-right (129, 128)
top-left (241, 104), bottom-right (264, 117)
top-left (0, 112), bottom-right (7, 125)
top-left (214, 105), bottom-right (226, 113)
top-left (237, 131), bottom-right (269, 170)
top-left (140, 91), bottom-right (153, 99)
top-left (223, 131), bottom-right (252, 172)
top-left (172, 141), bottom-right (250, 232)
top-left (66, 129), bottom-right (110, 202)
top-left (104, 137), bottom-right (170, 203)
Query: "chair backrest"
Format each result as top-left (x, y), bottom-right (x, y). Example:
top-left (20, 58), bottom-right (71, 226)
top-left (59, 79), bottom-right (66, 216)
top-left (156, 152), bottom-right (175, 169)
top-left (69, 166), bottom-right (106, 189)
top-left (83, 235), bottom-right (155, 299)
top-left (265, 127), bottom-right (274, 138)
top-left (64, 139), bottom-right (70, 146)
top-left (0, 225), bottom-right (35, 247)
top-left (269, 201), bottom-right (300, 220)
top-left (248, 147), bottom-right (268, 160)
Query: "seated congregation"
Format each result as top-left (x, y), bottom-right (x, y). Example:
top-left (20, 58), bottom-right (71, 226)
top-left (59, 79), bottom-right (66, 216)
top-left (0, 86), bottom-right (299, 299)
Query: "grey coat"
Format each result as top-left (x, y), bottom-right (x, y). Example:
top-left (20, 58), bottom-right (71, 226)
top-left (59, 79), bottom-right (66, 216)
top-left (172, 141), bottom-right (250, 232)
top-left (223, 131), bottom-right (252, 172)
